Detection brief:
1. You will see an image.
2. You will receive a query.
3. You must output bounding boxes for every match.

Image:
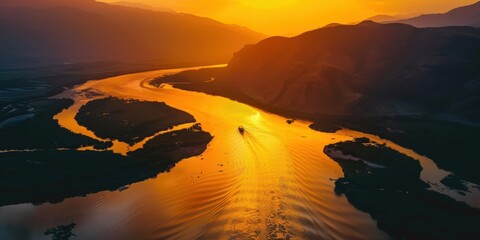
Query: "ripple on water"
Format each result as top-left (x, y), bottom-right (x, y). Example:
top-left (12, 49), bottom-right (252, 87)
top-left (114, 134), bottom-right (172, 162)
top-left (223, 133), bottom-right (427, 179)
top-left (0, 66), bottom-right (401, 239)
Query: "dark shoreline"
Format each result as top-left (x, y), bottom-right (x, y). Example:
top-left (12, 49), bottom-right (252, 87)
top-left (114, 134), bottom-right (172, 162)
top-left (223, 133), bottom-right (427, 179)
top-left (75, 97), bottom-right (197, 145)
top-left (150, 67), bottom-right (343, 128)
top-left (0, 97), bottom-right (213, 207)
top-left (0, 63), bottom-right (219, 207)
top-left (151, 67), bottom-right (480, 185)
top-left (324, 138), bottom-right (480, 240)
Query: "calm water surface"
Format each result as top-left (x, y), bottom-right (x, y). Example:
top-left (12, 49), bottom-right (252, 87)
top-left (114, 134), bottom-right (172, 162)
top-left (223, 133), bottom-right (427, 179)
top-left (1, 65), bottom-right (478, 240)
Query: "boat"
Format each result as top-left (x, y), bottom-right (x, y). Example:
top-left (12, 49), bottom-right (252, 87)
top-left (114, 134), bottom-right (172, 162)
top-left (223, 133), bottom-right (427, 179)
top-left (238, 126), bottom-right (245, 134)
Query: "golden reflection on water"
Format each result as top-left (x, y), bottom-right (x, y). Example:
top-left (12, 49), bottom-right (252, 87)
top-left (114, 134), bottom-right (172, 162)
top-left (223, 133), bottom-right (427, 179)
top-left (0, 65), bottom-right (477, 239)
top-left (51, 65), bottom-right (388, 239)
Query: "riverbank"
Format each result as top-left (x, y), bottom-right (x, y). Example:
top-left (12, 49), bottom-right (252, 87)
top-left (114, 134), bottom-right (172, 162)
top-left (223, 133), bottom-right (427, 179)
top-left (2, 65), bottom-right (476, 239)
top-left (151, 67), bottom-right (480, 186)
top-left (150, 67), bottom-right (337, 125)
top-left (0, 63), bottom-right (219, 207)
top-left (0, 97), bottom-right (213, 207)
top-left (324, 138), bottom-right (480, 240)
top-left (75, 97), bottom-right (196, 145)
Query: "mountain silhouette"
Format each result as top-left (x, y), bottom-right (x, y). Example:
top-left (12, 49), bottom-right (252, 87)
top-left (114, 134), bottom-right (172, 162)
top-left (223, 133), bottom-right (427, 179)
top-left (389, 1), bottom-right (480, 27)
top-left (0, 0), bottom-right (265, 68)
top-left (224, 21), bottom-right (480, 121)
top-left (111, 1), bottom-right (174, 12)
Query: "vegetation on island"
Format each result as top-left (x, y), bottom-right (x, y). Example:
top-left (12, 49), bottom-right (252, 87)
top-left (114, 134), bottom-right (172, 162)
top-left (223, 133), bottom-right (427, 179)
top-left (325, 138), bottom-right (480, 240)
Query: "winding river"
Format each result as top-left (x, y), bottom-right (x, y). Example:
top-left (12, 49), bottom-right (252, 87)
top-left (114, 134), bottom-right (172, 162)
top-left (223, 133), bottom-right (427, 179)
top-left (0, 65), bottom-right (478, 240)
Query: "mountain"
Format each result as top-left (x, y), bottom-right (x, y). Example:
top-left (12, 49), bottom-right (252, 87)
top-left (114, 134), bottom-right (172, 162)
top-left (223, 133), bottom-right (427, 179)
top-left (321, 23), bottom-right (345, 29)
top-left (111, 1), bottom-right (174, 13)
top-left (0, 0), bottom-right (265, 69)
top-left (0, 0), bottom-right (96, 8)
top-left (364, 14), bottom-right (417, 23)
top-left (366, 15), bottom-right (403, 23)
top-left (358, 13), bottom-right (417, 24)
top-left (389, 1), bottom-right (480, 27)
top-left (224, 21), bottom-right (480, 121)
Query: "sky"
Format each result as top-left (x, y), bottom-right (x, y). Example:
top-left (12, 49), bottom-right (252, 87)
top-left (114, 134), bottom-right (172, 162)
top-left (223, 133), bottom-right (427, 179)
top-left (100, 0), bottom-right (478, 36)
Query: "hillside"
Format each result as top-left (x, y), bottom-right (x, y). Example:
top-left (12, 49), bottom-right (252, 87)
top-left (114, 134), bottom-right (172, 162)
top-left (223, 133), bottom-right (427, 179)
top-left (0, 0), bottom-right (265, 68)
top-left (223, 21), bottom-right (480, 122)
top-left (390, 1), bottom-right (480, 27)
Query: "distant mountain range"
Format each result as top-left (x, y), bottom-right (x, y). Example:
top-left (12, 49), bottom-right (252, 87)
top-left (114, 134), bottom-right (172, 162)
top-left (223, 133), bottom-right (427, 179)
top-left (385, 1), bottom-right (480, 27)
top-left (364, 14), bottom-right (413, 23)
top-left (0, 0), bottom-right (265, 69)
top-left (111, 1), bottom-right (174, 13)
top-left (224, 21), bottom-right (480, 122)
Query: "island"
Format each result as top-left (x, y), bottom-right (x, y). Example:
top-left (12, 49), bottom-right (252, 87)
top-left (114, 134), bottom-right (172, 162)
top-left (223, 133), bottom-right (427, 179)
top-left (75, 97), bottom-right (196, 144)
top-left (130, 123), bottom-right (213, 170)
top-left (324, 138), bottom-right (480, 240)
top-left (0, 98), bottom-right (213, 207)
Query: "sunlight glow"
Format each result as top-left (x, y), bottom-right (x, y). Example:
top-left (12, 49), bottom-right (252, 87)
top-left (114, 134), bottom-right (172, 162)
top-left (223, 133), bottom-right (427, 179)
top-left (249, 111), bottom-right (262, 124)
top-left (99, 0), bottom-right (479, 35)
top-left (241, 0), bottom-right (296, 9)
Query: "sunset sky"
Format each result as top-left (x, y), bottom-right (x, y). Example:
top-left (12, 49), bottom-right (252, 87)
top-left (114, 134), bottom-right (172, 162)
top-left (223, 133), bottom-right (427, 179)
top-left (100, 0), bottom-right (478, 35)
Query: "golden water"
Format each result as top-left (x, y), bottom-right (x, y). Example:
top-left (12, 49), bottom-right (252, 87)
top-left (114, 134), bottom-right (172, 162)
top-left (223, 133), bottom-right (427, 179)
top-left (0, 65), bottom-right (478, 239)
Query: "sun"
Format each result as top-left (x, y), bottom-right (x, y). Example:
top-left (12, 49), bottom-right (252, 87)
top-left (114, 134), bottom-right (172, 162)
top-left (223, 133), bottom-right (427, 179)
top-left (241, 0), bottom-right (297, 9)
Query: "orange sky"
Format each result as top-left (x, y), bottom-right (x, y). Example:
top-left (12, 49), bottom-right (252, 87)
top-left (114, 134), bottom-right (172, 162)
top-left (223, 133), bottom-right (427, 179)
top-left (100, 0), bottom-right (478, 35)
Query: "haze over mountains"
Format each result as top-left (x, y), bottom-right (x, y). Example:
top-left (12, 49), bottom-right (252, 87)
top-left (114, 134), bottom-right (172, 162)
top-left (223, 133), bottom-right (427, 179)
top-left (111, 1), bottom-right (174, 12)
top-left (224, 21), bottom-right (480, 122)
top-left (1, 0), bottom-right (479, 122)
top-left (0, 0), bottom-right (265, 69)
top-left (387, 1), bottom-right (480, 27)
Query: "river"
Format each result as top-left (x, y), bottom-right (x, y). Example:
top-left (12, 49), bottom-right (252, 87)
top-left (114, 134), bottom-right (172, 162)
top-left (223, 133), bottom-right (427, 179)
top-left (0, 65), bottom-right (478, 240)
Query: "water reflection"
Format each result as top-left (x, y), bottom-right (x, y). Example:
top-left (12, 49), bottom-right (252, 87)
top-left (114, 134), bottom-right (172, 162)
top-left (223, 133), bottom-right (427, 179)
top-left (0, 65), bottom-right (477, 239)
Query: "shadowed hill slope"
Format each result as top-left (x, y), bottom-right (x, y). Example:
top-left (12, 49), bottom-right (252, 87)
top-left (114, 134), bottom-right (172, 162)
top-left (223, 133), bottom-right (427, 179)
top-left (0, 0), bottom-right (265, 68)
top-left (389, 1), bottom-right (480, 27)
top-left (224, 22), bottom-right (480, 122)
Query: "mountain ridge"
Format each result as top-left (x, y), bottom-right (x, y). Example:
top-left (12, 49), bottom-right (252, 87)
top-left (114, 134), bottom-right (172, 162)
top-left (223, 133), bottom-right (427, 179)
top-left (223, 22), bottom-right (480, 122)
top-left (388, 1), bottom-right (480, 27)
top-left (0, 0), bottom-right (266, 69)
